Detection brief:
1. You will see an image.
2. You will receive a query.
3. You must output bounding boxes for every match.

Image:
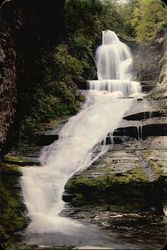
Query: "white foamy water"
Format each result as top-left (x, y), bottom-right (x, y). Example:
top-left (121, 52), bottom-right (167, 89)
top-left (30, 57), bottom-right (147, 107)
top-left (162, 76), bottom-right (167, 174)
top-left (96, 30), bottom-right (134, 81)
top-left (89, 80), bottom-right (141, 96)
top-left (21, 30), bottom-right (141, 236)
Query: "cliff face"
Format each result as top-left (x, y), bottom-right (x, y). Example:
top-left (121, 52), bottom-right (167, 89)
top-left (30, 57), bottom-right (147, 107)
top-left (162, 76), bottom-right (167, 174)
top-left (159, 47), bottom-right (167, 88)
top-left (0, 0), bottom-right (65, 158)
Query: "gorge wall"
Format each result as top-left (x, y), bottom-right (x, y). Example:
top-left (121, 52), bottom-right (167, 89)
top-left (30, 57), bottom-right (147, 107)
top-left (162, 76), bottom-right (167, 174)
top-left (0, 1), bottom-right (167, 249)
top-left (0, 0), bottom-right (166, 160)
top-left (159, 38), bottom-right (167, 88)
top-left (0, 0), bottom-right (65, 158)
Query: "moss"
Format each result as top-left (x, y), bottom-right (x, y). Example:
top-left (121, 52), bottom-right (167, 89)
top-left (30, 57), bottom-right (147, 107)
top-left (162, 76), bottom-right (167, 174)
top-left (143, 150), bottom-right (164, 178)
top-left (0, 163), bottom-right (21, 175)
top-left (65, 165), bottom-right (167, 213)
top-left (106, 167), bottom-right (147, 184)
top-left (68, 193), bottom-right (86, 207)
top-left (159, 108), bottom-right (167, 115)
top-left (66, 166), bottom-right (147, 191)
top-left (0, 163), bottom-right (28, 246)
top-left (65, 166), bottom-right (150, 210)
top-left (144, 150), bottom-right (152, 158)
top-left (150, 162), bottom-right (164, 177)
top-left (3, 155), bottom-right (30, 164)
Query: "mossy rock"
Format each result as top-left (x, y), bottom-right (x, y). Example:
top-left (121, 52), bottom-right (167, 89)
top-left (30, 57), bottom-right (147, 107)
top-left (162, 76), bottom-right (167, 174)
top-left (3, 155), bottom-right (30, 164)
top-left (66, 166), bottom-right (147, 191)
top-left (0, 163), bottom-right (28, 246)
top-left (65, 165), bottom-right (167, 213)
top-left (3, 155), bottom-right (36, 166)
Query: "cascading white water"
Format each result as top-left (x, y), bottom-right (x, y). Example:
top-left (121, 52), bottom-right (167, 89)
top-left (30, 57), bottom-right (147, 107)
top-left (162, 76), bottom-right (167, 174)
top-left (90, 30), bottom-right (141, 97)
top-left (89, 80), bottom-right (141, 96)
top-left (96, 30), bottom-right (134, 81)
top-left (21, 30), bottom-right (141, 235)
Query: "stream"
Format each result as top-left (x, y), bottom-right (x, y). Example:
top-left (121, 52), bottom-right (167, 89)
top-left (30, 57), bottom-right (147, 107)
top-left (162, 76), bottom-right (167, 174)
top-left (20, 31), bottom-right (153, 249)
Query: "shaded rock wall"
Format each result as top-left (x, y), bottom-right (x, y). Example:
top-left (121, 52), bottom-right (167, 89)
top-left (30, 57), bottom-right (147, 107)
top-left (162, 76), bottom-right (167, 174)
top-left (132, 42), bottom-right (163, 83)
top-left (159, 46), bottom-right (167, 87)
top-left (122, 37), bottom-right (164, 89)
top-left (0, 0), bottom-right (65, 158)
top-left (0, 3), bottom-right (17, 158)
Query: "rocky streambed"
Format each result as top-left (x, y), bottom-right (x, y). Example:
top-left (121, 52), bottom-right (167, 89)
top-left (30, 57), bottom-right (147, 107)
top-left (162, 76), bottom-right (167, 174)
top-left (4, 100), bottom-right (167, 249)
top-left (61, 52), bottom-right (167, 249)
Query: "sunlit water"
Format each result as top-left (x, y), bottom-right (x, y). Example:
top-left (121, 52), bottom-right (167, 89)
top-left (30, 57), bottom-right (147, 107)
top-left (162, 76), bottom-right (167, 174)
top-left (21, 31), bottom-right (144, 248)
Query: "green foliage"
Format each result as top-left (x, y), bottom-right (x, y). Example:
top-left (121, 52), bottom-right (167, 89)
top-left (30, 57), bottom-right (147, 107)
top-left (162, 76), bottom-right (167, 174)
top-left (113, 0), bottom-right (138, 37)
top-left (131, 0), bottom-right (167, 43)
top-left (20, 0), bottom-right (167, 140)
top-left (65, 0), bottom-right (167, 44)
top-left (20, 45), bottom-right (84, 140)
top-left (65, 0), bottom-right (124, 46)
top-left (53, 45), bottom-right (83, 78)
top-left (65, 0), bottom-right (135, 45)
top-left (65, 0), bottom-right (104, 43)
top-left (65, 0), bottom-right (104, 79)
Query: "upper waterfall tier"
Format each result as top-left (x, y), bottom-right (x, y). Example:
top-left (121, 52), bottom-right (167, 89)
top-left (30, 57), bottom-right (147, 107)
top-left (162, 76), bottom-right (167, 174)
top-left (102, 30), bottom-right (119, 44)
top-left (96, 30), bottom-right (134, 81)
top-left (89, 80), bottom-right (141, 97)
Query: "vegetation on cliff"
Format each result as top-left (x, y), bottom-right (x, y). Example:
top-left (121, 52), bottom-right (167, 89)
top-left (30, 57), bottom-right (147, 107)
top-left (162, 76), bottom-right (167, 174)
top-left (131, 0), bottom-right (167, 43)
top-left (18, 0), bottom-right (167, 142)
top-left (20, 45), bottom-right (84, 141)
top-left (66, 0), bottom-right (166, 44)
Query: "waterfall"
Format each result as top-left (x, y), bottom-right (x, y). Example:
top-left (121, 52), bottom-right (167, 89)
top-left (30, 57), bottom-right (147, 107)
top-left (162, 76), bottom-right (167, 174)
top-left (96, 30), bottom-right (134, 81)
top-left (89, 80), bottom-right (141, 97)
top-left (21, 31), bottom-right (141, 236)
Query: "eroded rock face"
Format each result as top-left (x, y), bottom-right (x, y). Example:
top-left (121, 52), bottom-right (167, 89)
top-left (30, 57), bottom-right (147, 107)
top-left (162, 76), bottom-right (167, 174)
top-left (0, 2), bottom-right (17, 158)
top-left (0, 0), bottom-right (65, 158)
top-left (132, 42), bottom-right (163, 82)
top-left (159, 51), bottom-right (167, 87)
top-left (65, 136), bottom-right (167, 209)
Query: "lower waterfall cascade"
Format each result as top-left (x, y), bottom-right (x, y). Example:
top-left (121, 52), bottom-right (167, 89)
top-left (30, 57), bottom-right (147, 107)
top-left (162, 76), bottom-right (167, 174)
top-left (21, 30), bottom-right (142, 242)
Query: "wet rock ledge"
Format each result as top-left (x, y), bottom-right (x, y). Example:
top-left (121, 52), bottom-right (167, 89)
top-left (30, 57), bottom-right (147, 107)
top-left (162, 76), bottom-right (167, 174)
top-left (63, 45), bottom-right (167, 247)
top-left (64, 137), bottom-right (167, 212)
top-left (64, 92), bottom-right (167, 215)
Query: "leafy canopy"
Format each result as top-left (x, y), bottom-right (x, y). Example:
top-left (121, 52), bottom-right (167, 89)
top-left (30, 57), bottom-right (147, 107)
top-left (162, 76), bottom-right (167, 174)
top-left (131, 0), bottom-right (167, 43)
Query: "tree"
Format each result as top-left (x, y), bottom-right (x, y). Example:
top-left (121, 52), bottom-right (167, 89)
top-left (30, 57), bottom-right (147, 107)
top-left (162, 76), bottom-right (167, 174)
top-left (131, 0), bottom-right (167, 43)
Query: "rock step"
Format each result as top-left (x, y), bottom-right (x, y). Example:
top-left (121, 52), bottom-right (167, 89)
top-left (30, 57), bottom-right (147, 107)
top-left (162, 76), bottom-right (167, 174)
top-left (64, 136), bottom-right (167, 213)
top-left (2, 159), bottom-right (40, 166)
top-left (2, 155), bottom-right (40, 166)
top-left (141, 80), bottom-right (157, 92)
top-left (113, 123), bottom-right (167, 139)
top-left (64, 170), bottom-right (166, 213)
top-left (34, 134), bottom-right (59, 146)
top-left (123, 111), bottom-right (165, 121)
